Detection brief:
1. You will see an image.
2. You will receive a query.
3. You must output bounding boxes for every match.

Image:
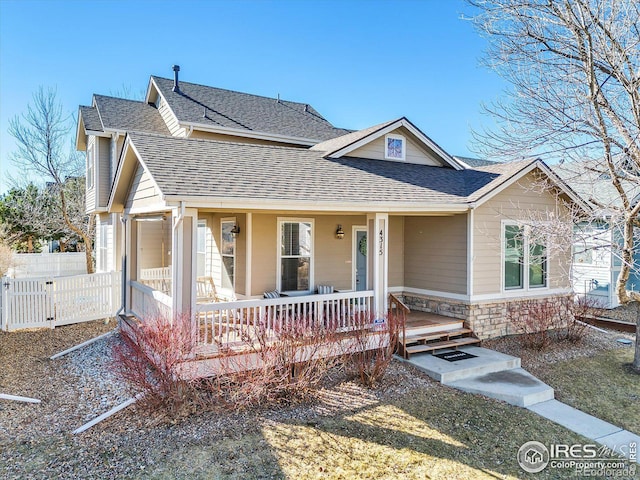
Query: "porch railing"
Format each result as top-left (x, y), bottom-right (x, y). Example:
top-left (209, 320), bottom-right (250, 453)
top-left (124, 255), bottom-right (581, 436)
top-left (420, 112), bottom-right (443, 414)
top-left (196, 290), bottom-right (374, 347)
top-left (130, 280), bottom-right (172, 320)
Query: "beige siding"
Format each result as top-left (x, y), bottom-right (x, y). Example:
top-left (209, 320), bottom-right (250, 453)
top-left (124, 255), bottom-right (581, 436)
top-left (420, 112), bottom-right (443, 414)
top-left (251, 214), bottom-right (278, 296)
top-left (157, 95), bottom-right (186, 137)
top-left (346, 127), bottom-right (443, 166)
top-left (473, 172), bottom-right (572, 295)
top-left (404, 215), bottom-right (468, 295)
top-left (98, 137), bottom-right (110, 207)
top-left (199, 213), bottom-right (247, 297)
top-left (125, 164), bottom-right (162, 210)
top-left (85, 136), bottom-right (96, 213)
top-left (388, 216), bottom-right (404, 288)
top-left (96, 213), bottom-right (115, 272)
top-left (189, 130), bottom-right (304, 147)
top-left (249, 214), bottom-right (368, 296)
top-left (110, 135), bottom-right (125, 185)
top-left (137, 217), bottom-right (171, 271)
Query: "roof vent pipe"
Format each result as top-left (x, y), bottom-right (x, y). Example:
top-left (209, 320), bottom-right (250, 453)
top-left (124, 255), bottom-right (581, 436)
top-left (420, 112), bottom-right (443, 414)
top-left (172, 65), bottom-right (180, 92)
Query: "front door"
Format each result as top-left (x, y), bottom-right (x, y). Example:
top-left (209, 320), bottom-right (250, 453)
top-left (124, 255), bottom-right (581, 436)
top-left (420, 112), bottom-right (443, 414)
top-left (353, 228), bottom-right (367, 291)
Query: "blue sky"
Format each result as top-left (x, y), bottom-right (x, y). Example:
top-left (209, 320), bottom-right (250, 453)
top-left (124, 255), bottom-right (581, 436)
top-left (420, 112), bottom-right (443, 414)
top-left (0, 0), bottom-right (504, 193)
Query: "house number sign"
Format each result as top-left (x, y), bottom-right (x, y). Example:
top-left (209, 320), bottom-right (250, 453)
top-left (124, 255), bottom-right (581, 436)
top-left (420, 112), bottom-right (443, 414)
top-left (379, 229), bottom-right (384, 255)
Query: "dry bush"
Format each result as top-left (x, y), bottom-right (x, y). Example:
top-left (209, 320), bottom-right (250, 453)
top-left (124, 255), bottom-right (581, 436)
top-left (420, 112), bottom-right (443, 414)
top-left (560, 295), bottom-right (606, 342)
top-left (212, 314), bottom-right (341, 409)
top-left (112, 313), bottom-right (200, 418)
top-left (507, 299), bottom-right (562, 351)
top-left (342, 312), bottom-right (402, 387)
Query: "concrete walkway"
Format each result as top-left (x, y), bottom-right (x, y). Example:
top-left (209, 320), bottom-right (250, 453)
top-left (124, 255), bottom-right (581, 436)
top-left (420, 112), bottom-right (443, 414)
top-left (528, 400), bottom-right (640, 464)
top-left (403, 346), bottom-right (640, 464)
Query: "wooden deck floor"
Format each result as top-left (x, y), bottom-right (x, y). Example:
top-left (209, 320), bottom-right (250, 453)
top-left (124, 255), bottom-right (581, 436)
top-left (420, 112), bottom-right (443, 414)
top-left (405, 311), bottom-right (462, 329)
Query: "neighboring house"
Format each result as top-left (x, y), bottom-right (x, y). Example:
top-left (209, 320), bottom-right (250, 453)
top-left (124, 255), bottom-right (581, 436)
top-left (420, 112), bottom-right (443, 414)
top-left (76, 67), bottom-right (587, 365)
top-left (555, 161), bottom-right (640, 308)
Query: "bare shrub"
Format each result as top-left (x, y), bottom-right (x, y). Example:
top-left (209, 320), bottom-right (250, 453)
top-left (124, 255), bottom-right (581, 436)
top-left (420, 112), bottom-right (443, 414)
top-left (560, 296), bottom-right (606, 342)
top-left (213, 314), bottom-right (341, 409)
top-left (112, 313), bottom-right (199, 418)
top-left (507, 299), bottom-right (562, 351)
top-left (342, 312), bottom-right (402, 387)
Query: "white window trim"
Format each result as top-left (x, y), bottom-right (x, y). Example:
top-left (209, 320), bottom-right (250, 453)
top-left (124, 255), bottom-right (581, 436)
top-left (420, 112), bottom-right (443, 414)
top-left (384, 133), bottom-right (406, 161)
top-left (220, 217), bottom-right (236, 294)
top-left (196, 218), bottom-right (207, 278)
top-left (501, 220), bottom-right (549, 294)
top-left (277, 217), bottom-right (314, 294)
top-left (87, 143), bottom-right (95, 190)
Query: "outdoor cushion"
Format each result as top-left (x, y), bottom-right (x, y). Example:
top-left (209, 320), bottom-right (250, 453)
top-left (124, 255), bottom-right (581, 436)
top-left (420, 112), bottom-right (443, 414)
top-left (317, 285), bottom-right (334, 294)
top-left (263, 290), bottom-right (280, 299)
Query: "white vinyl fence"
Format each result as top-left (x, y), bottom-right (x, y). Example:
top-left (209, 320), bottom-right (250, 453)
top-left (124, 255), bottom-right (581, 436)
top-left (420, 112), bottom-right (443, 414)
top-left (7, 252), bottom-right (87, 278)
top-left (0, 272), bottom-right (121, 331)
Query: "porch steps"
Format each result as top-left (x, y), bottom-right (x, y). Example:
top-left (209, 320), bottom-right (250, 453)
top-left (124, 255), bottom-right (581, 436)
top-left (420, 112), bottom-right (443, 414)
top-left (396, 308), bottom-right (480, 359)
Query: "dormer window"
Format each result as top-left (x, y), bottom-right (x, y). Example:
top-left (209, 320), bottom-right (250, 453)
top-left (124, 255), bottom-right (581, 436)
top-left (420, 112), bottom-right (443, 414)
top-left (385, 134), bottom-right (405, 161)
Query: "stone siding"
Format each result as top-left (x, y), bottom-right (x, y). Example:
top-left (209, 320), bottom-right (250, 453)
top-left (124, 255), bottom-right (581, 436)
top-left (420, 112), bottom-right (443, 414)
top-left (401, 292), bottom-right (573, 340)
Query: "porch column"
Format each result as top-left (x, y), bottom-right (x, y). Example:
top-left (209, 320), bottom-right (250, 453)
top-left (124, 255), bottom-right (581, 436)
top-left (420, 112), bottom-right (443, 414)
top-left (171, 207), bottom-right (198, 316)
top-left (124, 216), bottom-right (134, 313)
top-left (367, 213), bottom-right (389, 316)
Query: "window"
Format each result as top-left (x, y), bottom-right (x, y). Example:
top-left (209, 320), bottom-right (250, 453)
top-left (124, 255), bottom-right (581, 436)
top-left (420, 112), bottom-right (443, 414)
top-left (87, 144), bottom-right (95, 189)
top-left (220, 219), bottom-right (236, 291)
top-left (503, 223), bottom-right (548, 291)
top-left (197, 219), bottom-right (207, 277)
top-left (279, 220), bottom-right (313, 292)
top-left (385, 134), bottom-right (405, 161)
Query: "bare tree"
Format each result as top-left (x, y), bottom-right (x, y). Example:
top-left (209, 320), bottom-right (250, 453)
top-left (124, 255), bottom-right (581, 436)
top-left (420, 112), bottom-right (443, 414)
top-left (468, 0), bottom-right (640, 370)
top-left (8, 87), bottom-right (95, 273)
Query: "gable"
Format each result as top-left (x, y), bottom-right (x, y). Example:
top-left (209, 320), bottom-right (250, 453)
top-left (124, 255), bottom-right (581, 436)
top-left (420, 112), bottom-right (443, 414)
top-left (345, 126), bottom-right (444, 167)
top-left (125, 163), bottom-right (163, 212)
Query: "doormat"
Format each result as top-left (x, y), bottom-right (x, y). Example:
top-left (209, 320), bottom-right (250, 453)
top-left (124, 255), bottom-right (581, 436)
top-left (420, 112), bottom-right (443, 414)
top-left (434, 351), bottom-right (478, 362)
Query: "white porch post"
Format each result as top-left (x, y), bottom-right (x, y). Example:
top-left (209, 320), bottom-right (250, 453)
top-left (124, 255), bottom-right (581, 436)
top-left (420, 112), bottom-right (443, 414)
top-left (124, 216), bottom-right (133, 313)
top-left (245, 212), bottom-right (252, 298)
top-left (171, 207), bottom-right (198, 316)
top-left (367, 213), bottom-right (389, 316)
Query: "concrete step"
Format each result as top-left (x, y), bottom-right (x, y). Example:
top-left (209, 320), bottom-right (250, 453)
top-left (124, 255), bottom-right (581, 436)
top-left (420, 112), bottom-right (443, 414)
top-left (402, 346), bottom-right (521, 383)
top-left (447, 368), bottom-right (554, 407)
top-left (405, 336), bottom-right (481, 355)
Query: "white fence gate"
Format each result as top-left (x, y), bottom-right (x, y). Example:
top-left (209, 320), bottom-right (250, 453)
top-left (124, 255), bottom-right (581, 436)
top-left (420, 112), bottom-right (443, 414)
top-left (0, 272), bottom-right (121, 331)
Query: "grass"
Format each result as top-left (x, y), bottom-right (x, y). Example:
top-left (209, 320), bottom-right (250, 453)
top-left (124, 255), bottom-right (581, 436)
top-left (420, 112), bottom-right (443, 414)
top-left (537, 347), bottom-right (640, 435)
top-left (136, 385), bottom-right (588, 479)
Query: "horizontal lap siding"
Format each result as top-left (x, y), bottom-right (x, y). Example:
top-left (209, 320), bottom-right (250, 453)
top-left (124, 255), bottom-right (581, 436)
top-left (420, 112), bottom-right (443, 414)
top-left (138, 219), bottom-right (171, 270)
top-left (314, 215), bottom-right (366, 291)
top-left (404, 215), bottom-right (467, 295)
top-left (157, 96), bottom-right (185, 136)
top-left (125, 165), bottom-right (161, 210)
top-left (473, 172), bottom-right (572, 295)
top-left (388, 216), bottom-right (404, 288)
top-left (85, 136), bottom-right (96, 212)
top-left (346, 127), bottom-right (442, 166)
top-left (98, 137), bottom-right (111, 207)
top-left (251, 214), bottom-right (277, 296)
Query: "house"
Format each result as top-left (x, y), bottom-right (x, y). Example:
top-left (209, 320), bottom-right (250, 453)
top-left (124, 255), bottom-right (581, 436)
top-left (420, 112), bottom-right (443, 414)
top-left (76, 66), bottom-right (587, 369)
top-left (555, 160), bottom-right (640, 308)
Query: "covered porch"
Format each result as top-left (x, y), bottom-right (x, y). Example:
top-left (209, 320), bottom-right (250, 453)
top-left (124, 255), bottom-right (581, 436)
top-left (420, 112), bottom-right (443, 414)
top-left (122, 206), bottom-right (475, 359)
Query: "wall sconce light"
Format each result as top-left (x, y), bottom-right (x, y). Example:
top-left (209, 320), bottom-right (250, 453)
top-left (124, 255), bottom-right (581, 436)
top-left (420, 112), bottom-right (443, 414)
top-left (231, 224), bottom-right (240, 238)
top-left (336, 224), bottom-right (345, 239)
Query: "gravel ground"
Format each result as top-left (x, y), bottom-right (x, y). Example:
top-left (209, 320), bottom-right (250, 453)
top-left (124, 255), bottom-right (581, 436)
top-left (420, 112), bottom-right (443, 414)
top-left (599, 301), bottom-right (640, 323)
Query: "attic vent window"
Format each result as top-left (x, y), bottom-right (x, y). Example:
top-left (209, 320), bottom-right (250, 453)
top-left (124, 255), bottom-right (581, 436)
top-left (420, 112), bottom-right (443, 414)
top-left (385, 134), bottom-right (405, 161)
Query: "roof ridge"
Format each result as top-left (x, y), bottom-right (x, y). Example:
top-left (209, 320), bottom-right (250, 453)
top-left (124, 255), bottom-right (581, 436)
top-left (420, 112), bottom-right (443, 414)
top-left (93, 93), bottom-right (149, 105)
top-left (151, 75), bottom-right (318, 109)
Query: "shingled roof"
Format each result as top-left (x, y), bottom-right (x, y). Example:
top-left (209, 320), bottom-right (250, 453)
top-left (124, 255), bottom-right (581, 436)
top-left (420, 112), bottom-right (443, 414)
top-left (122, 132), bottom-right (524, 206)
top-left (151, 76), bottom-right (350, 142)
top-left (93, 95), bottom-right (170, 135)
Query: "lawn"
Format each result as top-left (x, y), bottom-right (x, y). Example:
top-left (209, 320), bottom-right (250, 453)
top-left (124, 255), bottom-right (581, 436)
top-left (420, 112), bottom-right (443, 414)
top-left (537, 347), bottom-right (640, 435)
